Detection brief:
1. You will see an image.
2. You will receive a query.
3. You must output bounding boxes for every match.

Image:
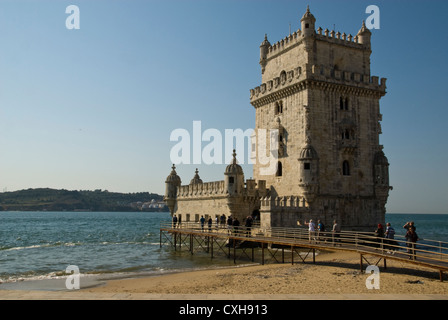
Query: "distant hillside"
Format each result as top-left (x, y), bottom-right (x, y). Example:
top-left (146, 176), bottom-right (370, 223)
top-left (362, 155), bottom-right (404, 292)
top-left (0, 188), bottom-right (168, 212)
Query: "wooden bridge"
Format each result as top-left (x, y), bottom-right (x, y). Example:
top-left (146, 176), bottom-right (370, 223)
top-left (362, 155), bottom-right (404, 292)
top-left (160, 222), bottom-right (448, 281)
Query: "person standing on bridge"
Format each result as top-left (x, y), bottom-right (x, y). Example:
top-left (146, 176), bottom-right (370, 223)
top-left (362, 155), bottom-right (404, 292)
top-left (200, 215), bottom-right (205, 231)
top-left (305, 219), bottom-right (316, 243)
top-left (317, 220), bottom-right (325, 243)
top-left (332, 220), bottom-right (341, 245)
top-left (405, 226), bottom-right (419, 260)
top-left (245, 215), bottom-right (253, 237)
top-left (403, 221), bottom-right (416, 232)
top-left (172, 215), bottom-right (178, 228)
top-left (385, 222), bottom-right (397, 253)
top-left (227, 215), bottom-right (233, 234)
top-left (232, 217), bottom-right (240, 235)
top-left (208, 216), bottom-right (213, 232)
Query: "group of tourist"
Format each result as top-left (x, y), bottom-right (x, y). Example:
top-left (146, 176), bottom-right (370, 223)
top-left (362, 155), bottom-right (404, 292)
top-left (172, 214), bottom-right (421, 259)
top-left (299, 218), bottom-right (421, 259)
top-left (375, 221), bottom-right (420, 259)
top-left (299, 219), bottom-right (341, 243)
top-left (172, 214), bottom-right (257, 236)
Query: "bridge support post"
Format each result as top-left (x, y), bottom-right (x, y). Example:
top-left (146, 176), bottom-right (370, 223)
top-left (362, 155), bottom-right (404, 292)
top-left (261, 243), bottom-right (265, 265)
top-left (233, 237), bottom-right (236, 264)
top-left (360, 254), bottom-right (363, 272)
top-left (173, 232), bottom-right (176, 251)
top-left (211, 236), bottom-right (213, 259)
top-left (291, 246), bottom-right (294, 265)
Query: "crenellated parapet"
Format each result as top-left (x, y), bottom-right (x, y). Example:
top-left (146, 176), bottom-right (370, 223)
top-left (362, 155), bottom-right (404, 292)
top-left (264, 30), bottom-right (303, 60)
top-left (177, 180), bottom-right (226, 198)
top-left (262, 17), bottom-right (370, 63)
top-left (260, 195), bottom-right (309, 210)
top-left (250, 65), bottom-right (386, 107)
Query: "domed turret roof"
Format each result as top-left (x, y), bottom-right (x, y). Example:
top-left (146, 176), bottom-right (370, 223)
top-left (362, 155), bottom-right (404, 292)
top-left (165, 164), bottom-right (181, 184)
top-left (357, 20), bottom-right (371, 35)
top-left (189, 168), bottom-right (203, 184)
top-left (299, 137), bottom-right (319, 160)
top-left (301, 5), bottom-right (316, 22)
top-left (260, 34), bottom-right (271, 47)
top-left (225, 150), bottom-right (244, 175)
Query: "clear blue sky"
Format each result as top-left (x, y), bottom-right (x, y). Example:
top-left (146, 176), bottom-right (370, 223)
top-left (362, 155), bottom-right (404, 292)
top-left (0, 0), bottom-right (447, 214)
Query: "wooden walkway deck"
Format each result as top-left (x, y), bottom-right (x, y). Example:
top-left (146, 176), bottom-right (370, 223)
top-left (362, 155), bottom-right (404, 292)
top-left (160, 222), bottom-right (448, 281)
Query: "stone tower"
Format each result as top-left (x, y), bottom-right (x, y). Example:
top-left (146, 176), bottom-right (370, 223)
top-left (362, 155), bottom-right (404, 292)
top-left (164, 164), bottom-right (181, 215)
top-left (250, 7), bottom-right (391, 230)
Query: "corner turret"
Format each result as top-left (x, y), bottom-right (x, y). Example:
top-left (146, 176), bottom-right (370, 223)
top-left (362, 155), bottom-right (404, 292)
top-left (301, 6), bottom-right (316, 37)
top-left (357, 20), bottom-right (371, 47)
top-left (189, 168), bottom-right (203, 185)
top-left (298, 137), bottom-right (319, 203)
top-left (259, 34), bottom-right (271, 74)
top-left (224, 150), bottom-right (244, 196)
top-left (164, 164), bottom-right (181, 215)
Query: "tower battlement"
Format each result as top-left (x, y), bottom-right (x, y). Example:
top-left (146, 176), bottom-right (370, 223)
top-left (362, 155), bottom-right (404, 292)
top-left (264, 26), bottom-right (367, 62)
top-left (260, 195), bottom-right (309, 210)
top-left (250, 64), bottom-right (386, 107)
top-left (177, 180), bottom-right (226, 198)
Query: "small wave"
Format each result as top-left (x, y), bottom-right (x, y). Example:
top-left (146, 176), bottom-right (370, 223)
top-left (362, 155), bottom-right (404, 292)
top-left (1, 244), bottom-right (53, 251)
top-left (0, 270), bottom-right (101, 284)
top-left (0, 242), bottom-right (82, 252)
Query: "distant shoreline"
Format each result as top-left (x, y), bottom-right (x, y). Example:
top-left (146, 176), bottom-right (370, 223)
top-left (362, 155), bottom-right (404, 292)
top-left (0, 188), bottom-right (168, 212)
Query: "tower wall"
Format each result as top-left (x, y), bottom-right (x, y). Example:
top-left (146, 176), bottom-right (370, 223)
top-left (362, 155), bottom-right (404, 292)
top-left (163, 7), bottom-right (391, 232)
top-left (249, 8), bottom-right (390, 231)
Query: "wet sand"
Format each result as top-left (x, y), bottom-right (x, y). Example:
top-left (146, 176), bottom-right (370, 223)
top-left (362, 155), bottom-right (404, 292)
top-left (84, 250), bottom-right (448, 296)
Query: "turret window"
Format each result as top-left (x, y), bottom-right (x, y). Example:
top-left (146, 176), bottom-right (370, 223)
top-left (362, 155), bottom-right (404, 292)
top-left (342, 161), bottom-right (350, 176)
top-left (304, 163), bottom-right (311, 170)
top-left (340, 97), bottom-right (349, 110)
top-left (274, 101), bottom-right (283, 115)
top-left (229, 177), bottom-right (234, 184)
top-left (276, 161), bottom-right (283, 177)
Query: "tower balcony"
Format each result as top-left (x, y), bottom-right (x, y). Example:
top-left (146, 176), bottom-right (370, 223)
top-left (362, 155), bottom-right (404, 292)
top-left (338, 140), bottom-right (357, 154)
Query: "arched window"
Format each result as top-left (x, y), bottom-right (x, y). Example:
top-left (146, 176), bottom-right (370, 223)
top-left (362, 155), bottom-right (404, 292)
top-left (274, 101), bottom-right (283, 115)
top-left (344, 129), bottom-right (350, 139)
top-left (342, 161), bottom-right (350, 176)
top-left (340, 97), bottom-right (349, 110)
top-left (276, 161), bottom-right (283, 177)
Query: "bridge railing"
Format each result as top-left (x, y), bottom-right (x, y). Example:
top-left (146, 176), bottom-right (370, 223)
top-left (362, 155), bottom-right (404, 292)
top-left (161, 222), bottom-right (448, 266)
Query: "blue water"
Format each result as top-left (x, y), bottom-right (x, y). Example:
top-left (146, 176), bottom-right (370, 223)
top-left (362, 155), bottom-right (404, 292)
top-left (0, 212), bottom-right (447, 285)
top-left (385, 214), bottom-right (448, 241)
top-left (0, 211), bottom-right (238, 284)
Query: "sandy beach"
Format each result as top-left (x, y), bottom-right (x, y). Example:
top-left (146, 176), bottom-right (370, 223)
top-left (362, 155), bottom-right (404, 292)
top-left (1, 249), bottom-right (447, 300)
top-left (82, 250), bottom-right (447, 297)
